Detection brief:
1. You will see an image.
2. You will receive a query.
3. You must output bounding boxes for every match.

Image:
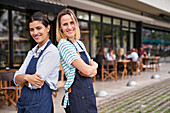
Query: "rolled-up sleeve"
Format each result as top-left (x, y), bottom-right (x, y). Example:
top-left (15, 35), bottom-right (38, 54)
top-left (35, 47), bottom-right (60, 90)
top-left (58, 39), bottom-right (80, 67)
top-left (13, 51), bottom-right (32, 86)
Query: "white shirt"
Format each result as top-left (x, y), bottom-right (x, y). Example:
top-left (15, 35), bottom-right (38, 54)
top-left (127, 52), bottom-right (139, 62)
top-left (14, 40), bottom-right (60, 90)
top-left (106, 53), bottom-right (116, 61)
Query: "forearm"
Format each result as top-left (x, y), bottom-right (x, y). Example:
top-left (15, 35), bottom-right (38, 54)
top-left (15, 74), bottom-right (44, 88)
top-left (15, 74), bottom-right (29, 86)
top-left (72, 58), bottom-right (96, 76)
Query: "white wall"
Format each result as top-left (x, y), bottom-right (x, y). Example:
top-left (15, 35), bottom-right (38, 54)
top-left (138, 0), bottom-right (170, 13)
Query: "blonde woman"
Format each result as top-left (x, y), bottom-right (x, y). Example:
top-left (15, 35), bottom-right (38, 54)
top-left (117, 48), bottom-right (125, 60)
top-left (56, 8), bottom-right (98, 113)
top-left (116, 48), bottom-right (125, 73)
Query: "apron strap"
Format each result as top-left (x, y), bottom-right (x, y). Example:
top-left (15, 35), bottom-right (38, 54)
top-left (67, 39), bottom-right (84, 51)
top-left (38, 40), bottom-right (52, 58)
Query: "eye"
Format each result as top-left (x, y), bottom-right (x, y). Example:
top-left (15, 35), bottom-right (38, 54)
top-left (63, 23), bottom-right (68, 26)
top-left (70, 21), bottom-right (74, 25)
top-left (29, 28), bottom-right (34, 32)
top-left (36, 26), bottom-right (42, 30)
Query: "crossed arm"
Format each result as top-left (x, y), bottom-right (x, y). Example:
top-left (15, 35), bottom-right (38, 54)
top-left (15, 74), bottom-right (44, 88)
top-left (72, 58), bottom-right (98, 77)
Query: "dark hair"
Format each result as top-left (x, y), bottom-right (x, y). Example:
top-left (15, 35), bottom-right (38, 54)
top-left (29, 12), bottom-right (49, 27)
top-left (98, 48), bottom-right (105, 55)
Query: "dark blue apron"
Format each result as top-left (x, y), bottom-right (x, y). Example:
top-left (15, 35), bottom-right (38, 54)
top-left (17, 41), bottom-right (53, 113)
top-left (67, 40), bottom-right (97, 113)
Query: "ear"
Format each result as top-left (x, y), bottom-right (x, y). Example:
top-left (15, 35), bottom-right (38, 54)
top-left (47, 25), bottom-right (50, 32)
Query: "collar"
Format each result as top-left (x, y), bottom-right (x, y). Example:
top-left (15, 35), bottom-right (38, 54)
top-left (31, 40), bottom-right (50, 54)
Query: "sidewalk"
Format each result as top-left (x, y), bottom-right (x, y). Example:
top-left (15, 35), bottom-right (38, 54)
top-left (0, 63), bottom-right (170, 113)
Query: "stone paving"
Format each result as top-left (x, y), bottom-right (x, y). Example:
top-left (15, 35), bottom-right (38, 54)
top-left (97, 78), bottom-right (170, 113)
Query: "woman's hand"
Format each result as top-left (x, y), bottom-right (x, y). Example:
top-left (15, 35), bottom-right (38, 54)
top-left (72, 58), bottom-right (98, 77)
top-left (89, 59), bottom-right (98, 69)
top-left (25, 74), bottom-right (45, 88)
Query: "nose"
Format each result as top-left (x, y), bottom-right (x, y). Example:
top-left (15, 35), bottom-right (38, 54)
top-left (33, 29), bottom-right (38, 35)
top-left (68, 23), bottom-right (72, 29)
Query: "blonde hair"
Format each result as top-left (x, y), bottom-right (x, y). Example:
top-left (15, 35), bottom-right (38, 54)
top-left (117, 48), bottom-right (124, 57)
top-left (56, 8), bottom-right (80, 42)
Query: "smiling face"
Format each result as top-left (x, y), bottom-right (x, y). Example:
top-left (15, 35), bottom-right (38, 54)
top-left (29, 21), bottom-right (50, 48)
top-left (60, 14), bottom-right (75, 41)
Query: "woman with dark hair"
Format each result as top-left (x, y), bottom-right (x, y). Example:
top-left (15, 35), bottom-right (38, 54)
top-left (56, 8), bottom-right (98, 113)
top-left (96, 48), bottom-right (106, 79)
top-left (13, 12), bottom-right (60, 113)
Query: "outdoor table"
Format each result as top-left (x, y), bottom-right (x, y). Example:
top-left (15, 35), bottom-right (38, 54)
top-left (141, 56), bottom-right (160, 71)
top-left (116, 60), bottom-right (131, 79)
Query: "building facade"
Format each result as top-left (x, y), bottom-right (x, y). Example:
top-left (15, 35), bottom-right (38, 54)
top-left (0, 0), bottom-right (170, 69)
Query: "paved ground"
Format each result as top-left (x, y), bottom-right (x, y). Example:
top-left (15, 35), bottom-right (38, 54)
top-left (0, 63), bottom-right (170, 113)
top-left (98, 78), bottom-right (170, 113)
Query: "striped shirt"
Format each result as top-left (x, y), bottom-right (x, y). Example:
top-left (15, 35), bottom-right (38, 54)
top-left (57, 39), bottom-right (90, 108)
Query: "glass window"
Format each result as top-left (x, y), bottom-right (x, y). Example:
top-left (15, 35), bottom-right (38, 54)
top-left (103, 24), bottom-right (112, 53)
top-left (77, 11), bottom-right (89, 20)
top-left (113, 26), bottom-right (121, 51)
top-left (13, 11), bottom-right (32, 67)
top-left (130, 22), bottom-right (136, 28)
top-left (0, 9), bottom-right (8, 67)
top-left (91, 13), bottom-right (101, 22)
top-left (130, 29), bottom-right (136, 32)
top-left (79, 21), bottom-right (89, 52)
top-left (130, 29), bottom-right (136, 50)
top-left (103, 16), bottom-right (111, 24)
top-left (113, 18), bottom-right (120, 26)
top-left (91, 23), bottom-right (101, 58)
top-left (122, 20), bottom-right (129, 27)
top-left (122, 28), bottom-right (129, 53)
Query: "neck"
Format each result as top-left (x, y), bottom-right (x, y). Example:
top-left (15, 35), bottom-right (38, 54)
top-left (68, 38), bottom-right (76, 43)
top-left (38, 38), bottom-right (49, 48)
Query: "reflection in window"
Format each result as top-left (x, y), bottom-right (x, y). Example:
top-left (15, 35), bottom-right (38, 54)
top-left (113, 26), bottom-right (120, 51)
top-left (77, 11), bottom-right (89, 20)
top-left (91, 23), bottom-right (101, 58)
top-left (103, 16), bottom-right (111, 24)
top-left (13, 11), bottom-right (31, 67)
top-left (122, 20), bottom-right (129, 27)
top-left (130, 22), bottom-right (136, 28)
top-left (0, 9), bottom-right (8, 67)
top-left (113, 18), bottom-right (120, 26)
top-left (91, 13), bottom-right (101, 22)
top-left (142, 28), bottom-right (170, 57)
top-left (103, 24), bottom-right (111, 53)
top-left (79, 21), bottom-right (89, 53)
top-left (122, 28), bottom-right (129, 53)
top-left (130, 29), bottom-right (136, 50)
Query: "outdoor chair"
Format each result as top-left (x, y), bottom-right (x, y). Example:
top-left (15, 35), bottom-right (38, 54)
top-left (101, 59), bottom-right (117, 82)
top-left (129, 61), bottom-right (141, 75)
top-left (0, 71), bottom-right (21, 110)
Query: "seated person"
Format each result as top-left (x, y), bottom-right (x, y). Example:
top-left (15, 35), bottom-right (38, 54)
top-left (106, 49), bottom-right (116, 61)
top-left (125, 48), bottom-right (140, 74)
top-left (96, 48), bottom-right (106, 79)
top-left (138, 47), bottom-right (147, 57)
top-left (116, 48), bottom-right (125, 60)
top-left (116, 48), bottom-right (125, 73)
top-left (126, 48), bottom-right (139, 62)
